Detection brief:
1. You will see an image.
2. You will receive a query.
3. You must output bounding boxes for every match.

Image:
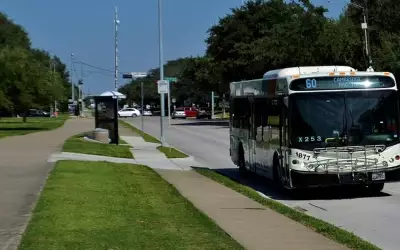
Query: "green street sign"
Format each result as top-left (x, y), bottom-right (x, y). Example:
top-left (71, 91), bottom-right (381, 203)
top-left (165, 77), bottom-right (178, 82)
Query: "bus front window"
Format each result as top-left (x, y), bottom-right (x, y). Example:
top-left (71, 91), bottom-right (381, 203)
top-left (290, 90), bottom-right (399, 151)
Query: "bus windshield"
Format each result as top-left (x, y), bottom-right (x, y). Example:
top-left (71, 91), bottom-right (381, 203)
top-left (290, 90), bottom-right (399, 150)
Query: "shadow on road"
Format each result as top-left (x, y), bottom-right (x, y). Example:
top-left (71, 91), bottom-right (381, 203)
top-left (172, 120), bottom-right (229, 127)
top-left (195, 166), bottom-right (391, 201)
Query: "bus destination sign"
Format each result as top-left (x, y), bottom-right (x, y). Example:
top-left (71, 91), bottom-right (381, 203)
top-left (289, 76), bottom-right (395, 91)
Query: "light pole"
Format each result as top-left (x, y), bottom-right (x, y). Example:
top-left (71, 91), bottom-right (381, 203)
top-left (158, 0), bottom-right (165, 146)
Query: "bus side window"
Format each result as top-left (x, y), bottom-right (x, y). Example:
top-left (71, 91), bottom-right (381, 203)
top-left (232, 97), bottom-right (249, 129)
top-left (267, 98), bottom-right (281, 143)
top-left (255, 97), bottom-right (268, 141)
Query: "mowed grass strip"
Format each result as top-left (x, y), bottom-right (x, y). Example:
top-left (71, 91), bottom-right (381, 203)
top-left (0, 115), bottom-right (68, 138)
top-left (194, 168), bottom-right (380, 250)
top-left (63, 134), bottom-right (133, 158)
top-left (157, 146), bottom-right (188, 158)
top-left (19, 161), bottom-right (243, 250)
top-left (119, 120), bottom-right (161, 144)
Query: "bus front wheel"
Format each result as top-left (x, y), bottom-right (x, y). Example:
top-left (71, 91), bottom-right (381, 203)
top-left (273, 155), bottom-right (286, 191)
top-left (366, 183), bottom-right (384, 194)
top-left (238, 145), bottom-right (248, 179)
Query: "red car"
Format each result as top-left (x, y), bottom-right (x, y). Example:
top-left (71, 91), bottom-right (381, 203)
top-left (184, 107), bottom-right (198, 118)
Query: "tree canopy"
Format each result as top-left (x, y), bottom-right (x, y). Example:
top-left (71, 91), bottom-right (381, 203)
top-left (0, 12), bottom-right (72, 117)
top-left (119, 0), bottom-right (400, 105)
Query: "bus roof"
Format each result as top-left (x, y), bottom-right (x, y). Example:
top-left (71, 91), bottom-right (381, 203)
top-left (263, 66), bottom-right (357, 79)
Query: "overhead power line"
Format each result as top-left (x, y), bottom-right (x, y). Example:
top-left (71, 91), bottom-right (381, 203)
top-left (73, 61), bottom-right (114, 73)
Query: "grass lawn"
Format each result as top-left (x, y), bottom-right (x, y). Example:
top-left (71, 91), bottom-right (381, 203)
top-left (119, 120), bottom-right (161, 144)
top-left (0, 115), bottom-right (68, 138)
top-left (157, 146), bottom-right (188, 158)
top-left (63, 134), bottom-right (133, 158)
top-left (214, 112), bottom-right (230, 119)
top-left (194, 168), bottom-right (379, 250)
top-left (19, 161), bottom-right (243, 250)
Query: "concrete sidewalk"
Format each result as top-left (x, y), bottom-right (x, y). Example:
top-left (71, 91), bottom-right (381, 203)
top-left (115, 124), bottom-right (349, 249)
top-left (0, 118), bottom-right (93, 250)
top-left (157, 169), bottom-right (349, 250)
top-left (48, 135), bottom-right (198, 171)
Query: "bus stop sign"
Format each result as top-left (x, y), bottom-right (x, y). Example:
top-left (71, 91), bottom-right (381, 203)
top-left (93, 96), bottom-right (119, 144)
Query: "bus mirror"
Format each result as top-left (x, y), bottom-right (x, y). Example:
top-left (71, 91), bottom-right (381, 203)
top-left (283, 97), bottom-right (289, 107)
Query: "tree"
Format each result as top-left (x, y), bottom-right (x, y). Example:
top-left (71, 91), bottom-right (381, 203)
top-left (0, 46), bottom-right (65, 121)
top-left (0, 13), bottom-right (30, 49)
top-left (204, 0), bottom-right (332, 92)
top-left (0, 12), bottom-right (74, 116)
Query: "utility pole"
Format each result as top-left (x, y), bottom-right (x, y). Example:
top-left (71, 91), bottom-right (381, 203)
top-left (141, 81), bottom-right (144, 131)
top-left (114, 6), bottom-right (120, 108)
top-left (53, 61), bottom-right (56, 114)
top-left (158, 0), bottom-right (165, 146)
top-left (70, 53), bottom-right (74, 102)
top-left (328, 0), bottom-right (372, 71)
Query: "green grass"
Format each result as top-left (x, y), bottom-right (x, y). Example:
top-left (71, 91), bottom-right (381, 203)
top-left (157, 146), bottom-right (188, 158)
top-left (194, 168), bottom-right (380, 250)
top-left (215, 112), bottom-right (230, 119)
top-left (19, 161), bottom-right (243, 250)
top-left (0, 115), bottom-right (68, 138)
top-left (119, 137), bottom-right (128, 144)
top-left (119, 120), bottom-right (161, 144)
top-left (63, 134), bottom-right (133, 158)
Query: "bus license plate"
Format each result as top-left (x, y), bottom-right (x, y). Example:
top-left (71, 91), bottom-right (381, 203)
top-left (372, 172), bottom-right (386, 181)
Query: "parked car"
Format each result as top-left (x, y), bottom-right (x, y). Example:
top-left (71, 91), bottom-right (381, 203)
top-left (118, 108), bottom-right (141, 118)
top-left (172, 108), bottom-right (186, 119)
top-left (196, 108), bottom-right (212, 119)
top-left (143, 109), bottom-right (152, 116)
top-left (27, 109), bottom-right (50, 117)
top-left (183, 107), bottom-right (198, 118)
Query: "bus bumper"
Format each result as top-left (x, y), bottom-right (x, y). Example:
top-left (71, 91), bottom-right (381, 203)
top-left (289, 166), bottom-right (400, 188)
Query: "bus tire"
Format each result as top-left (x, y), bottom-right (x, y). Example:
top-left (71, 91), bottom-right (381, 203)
top-left (366, 183), bottom-right (384, 194)
top-left (238, 144), bottom-right (248, 179)
top-left (273, 154), bottom-right (285, 191)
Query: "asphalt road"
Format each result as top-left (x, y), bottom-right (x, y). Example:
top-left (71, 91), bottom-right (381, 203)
top-left (126, 116), bottom-right (400, 250)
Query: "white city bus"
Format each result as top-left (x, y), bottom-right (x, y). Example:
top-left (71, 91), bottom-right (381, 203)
top-left (229, 66), bottom-right (400, 192)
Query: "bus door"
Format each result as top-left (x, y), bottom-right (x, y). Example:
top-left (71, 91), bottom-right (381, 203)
top-left (248, 96), bottom-right (256, 172)
top-left (281, 96), bottom-right (290, 184)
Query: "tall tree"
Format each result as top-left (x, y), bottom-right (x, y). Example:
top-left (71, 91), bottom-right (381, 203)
top-left (0, 46), bottom-right (65, 120)
top-left (0, 13), bottom-right (30, 49)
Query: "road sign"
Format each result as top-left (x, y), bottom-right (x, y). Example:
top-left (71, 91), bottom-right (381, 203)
top-left (157, 80), bottom-right (169, 94)
top-left (122, 73), bottom-right (133, 79)
top-left (165, 77), bottom-right (178, 82)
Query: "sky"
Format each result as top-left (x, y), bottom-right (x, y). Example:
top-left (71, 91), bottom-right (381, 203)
top-left (0, 0), bottom-right (348, 95)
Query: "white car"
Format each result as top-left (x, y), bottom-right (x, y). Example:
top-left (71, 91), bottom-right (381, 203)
top-left (118, 108), bottom-right (141, 118)
top-left (143, 110), bottom-right (152, 116)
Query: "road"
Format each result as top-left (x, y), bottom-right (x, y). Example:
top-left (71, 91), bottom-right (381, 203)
top-left (127, 116), bottom-right (400, 250)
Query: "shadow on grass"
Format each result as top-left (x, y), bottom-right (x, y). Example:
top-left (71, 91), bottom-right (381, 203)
top-left (191, 166), bottom-right (391, 201)
top-left (0, 127), bottom-right (45, 131)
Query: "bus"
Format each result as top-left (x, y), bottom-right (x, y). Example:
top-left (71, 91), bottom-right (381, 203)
top-left (229, 66), bottom-right (400, 192)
